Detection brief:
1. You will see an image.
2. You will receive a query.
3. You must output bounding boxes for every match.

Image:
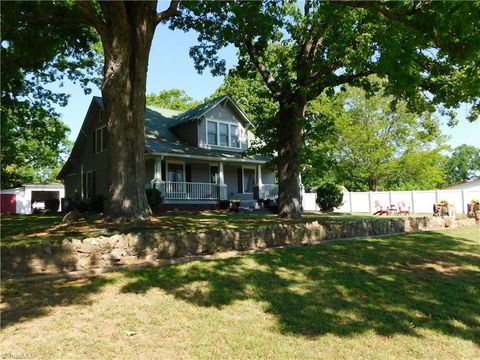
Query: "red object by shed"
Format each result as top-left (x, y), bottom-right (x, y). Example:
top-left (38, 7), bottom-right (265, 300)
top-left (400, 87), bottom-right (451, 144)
top-left (1, 194), bottom-right (16, 214)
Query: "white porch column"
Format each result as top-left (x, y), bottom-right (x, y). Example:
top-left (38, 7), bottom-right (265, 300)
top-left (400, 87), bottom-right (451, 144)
top-left (218, 162), bottom-right (225, 185)
top-left (154, 159), bottom-right (163, 181)
top-left (152, 158), bottom-right (165, 194)
top-left (256, 164), bottom-right (263, 200)
top-left (257, 164), bottom-right (263, 186)
top-left (218, 162), bottom-right (227, 200)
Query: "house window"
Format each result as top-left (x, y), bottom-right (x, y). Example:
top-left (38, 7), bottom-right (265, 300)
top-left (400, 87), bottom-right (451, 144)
top-left (82, 171), bottom-right (95, 199)
top-left (219, 123), bottom-right (229, 147)
top-left (207, 121), bottom-right (217, 145)
top-left (167, 163), bottom-right (184, 182)
top-left (230, 125), bottom-right (240, 148)
top-left (95, 126), bottom-right (107, 153)
top-left (243, 167), bottom-right (255, 194)
top-left (207, 120), bottom-right (242, 149)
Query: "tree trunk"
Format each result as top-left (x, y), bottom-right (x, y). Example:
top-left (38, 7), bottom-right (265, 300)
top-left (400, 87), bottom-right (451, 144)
top-left (277, 95), bottom-right (306, 218)
top-left (368, 176), bottom-right (374, 191)
top-left (101, 5), bottom-right (157, 221)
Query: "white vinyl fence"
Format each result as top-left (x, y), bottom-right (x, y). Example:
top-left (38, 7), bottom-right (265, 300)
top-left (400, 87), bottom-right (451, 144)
top-left (303, 189), bottom-right (480, 214)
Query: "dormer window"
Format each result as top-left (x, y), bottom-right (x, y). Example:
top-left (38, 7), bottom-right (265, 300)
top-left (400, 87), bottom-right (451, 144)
top-left (219, 123), bottom-right (228, 146)
top-left (230, 125), bottom-right (240, 148)
top-left (207, 120), bottom-right (242, 149)
top-left (207, 121), bottom-right (217, 145)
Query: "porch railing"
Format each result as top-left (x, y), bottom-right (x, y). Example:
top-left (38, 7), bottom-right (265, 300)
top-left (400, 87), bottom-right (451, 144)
top-left (260, 184), bottom-right (278, 198)
top-left (152, 180), bottom-right (219, 200)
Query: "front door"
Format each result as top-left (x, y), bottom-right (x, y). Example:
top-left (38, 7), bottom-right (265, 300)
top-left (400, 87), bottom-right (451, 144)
top-left (210, 165), bottom-right (219, 184)
top-left (167, 163), bottom-right (184, 194)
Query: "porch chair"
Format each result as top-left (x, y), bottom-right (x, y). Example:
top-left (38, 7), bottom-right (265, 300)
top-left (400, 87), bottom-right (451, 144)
top-left (373, 200), bottom-right (389, 215)
top-left (397, 201), bottom-right (411, 215)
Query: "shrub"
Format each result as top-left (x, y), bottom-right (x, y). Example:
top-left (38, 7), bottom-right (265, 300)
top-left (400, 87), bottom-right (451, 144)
top-left (45, 198), bottom-right (60, 212)
top-left (76, 201), bottom-right (89, 213)
top-left (146, 188), bottom-right (163, 212)
top-left (316, 182), bottom-right (343, 212)
top-left (91, 195), bottom-right (105, 213)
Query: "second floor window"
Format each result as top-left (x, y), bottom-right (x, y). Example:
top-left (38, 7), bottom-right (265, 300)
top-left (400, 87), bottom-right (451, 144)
top-left (230, 125), bottom-right (240, 148)
top-left (219, 123), bottom-right (228, 146)
top-left (95, 126), bottom-right (107, 153)
top-left (207, 121), bottom-right (217, 145)
top-left (207, 120), bottom-right (242, 149)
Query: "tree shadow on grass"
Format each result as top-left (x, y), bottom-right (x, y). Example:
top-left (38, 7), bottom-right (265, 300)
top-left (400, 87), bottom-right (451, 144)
top-left (1, 277), bottom-right (115, 329)
top-left (121, 230), bottom-right (480, 343)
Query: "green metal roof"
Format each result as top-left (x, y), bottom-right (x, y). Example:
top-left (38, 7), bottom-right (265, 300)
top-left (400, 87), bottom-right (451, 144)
top-left (144, 103), bottom-right (269, 162)
top-left (168, 95), bottom-right (229, 127)
top-left (59, 96), bottom-right (270, 180)
top-left (145, 137), bottom-right (271, 162)
top-left (95, 96), bottom-right (269, 163)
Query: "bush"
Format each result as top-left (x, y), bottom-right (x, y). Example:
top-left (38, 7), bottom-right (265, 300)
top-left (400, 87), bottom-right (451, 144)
top-left (146, 188), bottom-right (163, 212)
top-left (76, 201), bottom-right (89, 213)
top-left (316, 182), bottom-right (343, 212)
top-left (45, 198), bottom-right (60, 212)
top-left (91, 195), bottom-right (105, 213)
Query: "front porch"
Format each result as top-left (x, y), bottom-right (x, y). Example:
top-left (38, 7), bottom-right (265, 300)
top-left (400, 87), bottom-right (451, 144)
top-left (146, 157), bottom-right (278, 204)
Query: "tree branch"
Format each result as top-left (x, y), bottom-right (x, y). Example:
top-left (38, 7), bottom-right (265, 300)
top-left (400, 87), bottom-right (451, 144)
top-left (75, 1), bottom-right (107, 40)
top-left (156, 0), bottom-right (181, 24)
top-left (16, 14), bottom-right (84, 26)
top-left (331, 69), bottom-right (375, 87)
top-left (308, 59), bottom-right (343, 84)
top-left (243, 38), bottom-right (282, 99)
top-left (335, 1), bottom-right (463, 53)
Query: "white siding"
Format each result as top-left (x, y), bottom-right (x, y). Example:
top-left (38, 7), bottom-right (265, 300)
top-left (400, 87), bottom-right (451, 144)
top-left (261, 168), bottom-right (276, 184)
top-left (224, 165), bottom-right (253, 200)
top-left (190, 163), bottom-right (210, 183)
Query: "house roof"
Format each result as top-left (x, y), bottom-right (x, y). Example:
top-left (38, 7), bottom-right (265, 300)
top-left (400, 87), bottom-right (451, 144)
top-left (169, 95), bottom-right (253, 128)
top-left (145, 137), bottom-right (270, 162)
top-left (57, 96), bottom-right (269, 179)
top-left (144, 102), bottom-right (269, 162)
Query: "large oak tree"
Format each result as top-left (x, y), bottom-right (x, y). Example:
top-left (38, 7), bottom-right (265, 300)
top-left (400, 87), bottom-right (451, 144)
top-left (75, 1), bottom-right (180, 221)
top-left (7, 1), bottom-right (180, 221)
top-left (172, 0), bottom-right (480, 217)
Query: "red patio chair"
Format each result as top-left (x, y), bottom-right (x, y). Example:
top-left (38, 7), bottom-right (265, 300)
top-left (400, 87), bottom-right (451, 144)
top-left (398, 201), bottom-right (411, 215)
top-left (373, 200), bottom-right (389, 215)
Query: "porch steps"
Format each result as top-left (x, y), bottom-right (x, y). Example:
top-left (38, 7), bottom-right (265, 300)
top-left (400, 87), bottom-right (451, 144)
top-left (238, 200), bottom-right (261, 211)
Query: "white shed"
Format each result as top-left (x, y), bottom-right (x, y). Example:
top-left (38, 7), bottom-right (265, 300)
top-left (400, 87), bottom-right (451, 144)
top-left (0, 183), bottom-right (65, 214)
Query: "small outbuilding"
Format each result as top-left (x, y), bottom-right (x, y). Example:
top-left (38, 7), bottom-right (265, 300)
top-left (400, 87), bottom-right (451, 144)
top-left (0, 183), bottom-right (65, 214)
top-left (442, 179), bottom-right (480, 191)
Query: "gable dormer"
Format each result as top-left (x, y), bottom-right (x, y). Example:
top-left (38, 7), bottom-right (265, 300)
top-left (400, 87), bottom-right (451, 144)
top-left (169, 95), bottom-right (253, 152)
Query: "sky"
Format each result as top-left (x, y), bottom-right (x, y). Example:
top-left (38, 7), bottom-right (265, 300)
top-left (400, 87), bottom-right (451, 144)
top-left (53, 22), bottom-right (479, 151)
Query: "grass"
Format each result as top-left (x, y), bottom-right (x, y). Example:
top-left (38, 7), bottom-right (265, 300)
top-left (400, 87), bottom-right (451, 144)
top-left (1, 226), bottom-right (479, 359)
top-left (0, 211), bottom-right (432, 247)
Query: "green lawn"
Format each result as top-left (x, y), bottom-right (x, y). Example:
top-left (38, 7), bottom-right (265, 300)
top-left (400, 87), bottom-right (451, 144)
top-left (0, 211), bottom-right (432, 247)
top-left (1, 226), bottom-right (479, 359)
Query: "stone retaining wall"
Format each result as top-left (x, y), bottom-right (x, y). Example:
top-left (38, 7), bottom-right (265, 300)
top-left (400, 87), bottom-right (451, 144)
top-left (2, 217), bottom-right (477, 277)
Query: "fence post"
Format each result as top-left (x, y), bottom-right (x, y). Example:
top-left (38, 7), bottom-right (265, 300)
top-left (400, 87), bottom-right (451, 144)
top-left (411, 190), bottom-right (415, 214)
top-left (349, 191), bottom-right (353, 214)
top-left (368, 191), bottom-right (372, 213)
top-left (461, 189), bottom-right (466, 214)
top-left (389, 191), bottom-right (393, 207)
top-left (435, 189), bottom-right (439, 205)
